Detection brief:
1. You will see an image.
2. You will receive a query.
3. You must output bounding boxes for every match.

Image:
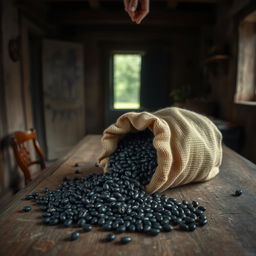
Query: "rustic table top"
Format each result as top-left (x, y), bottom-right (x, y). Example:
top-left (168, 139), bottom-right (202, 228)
top-left (0, 135), bottom-right (255, 256)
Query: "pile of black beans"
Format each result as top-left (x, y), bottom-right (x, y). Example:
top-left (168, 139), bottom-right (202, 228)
top-left (24, 130), bottom-right (207, 240)
top-left (108, 130), bottom-right (157, 185)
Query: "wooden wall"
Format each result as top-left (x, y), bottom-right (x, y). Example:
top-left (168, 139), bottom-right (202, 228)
top-left (211, 0), bottom-right (256, 163)
top-left (0, 0), bottom-right (27, 199)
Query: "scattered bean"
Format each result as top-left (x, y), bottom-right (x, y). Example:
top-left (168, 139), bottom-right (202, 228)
top-left (106, 233), bottom-right (116, 241)
top-left (83, 224), bottom-right (92, 232)
top-left (234, 189), bottom-right (242, 197)
top-left (70, 232), bottom-right (80, 241)
top-left (120, 236), bottom-right (132, 244)
top-left (22, 206), bottom-right (32, 212)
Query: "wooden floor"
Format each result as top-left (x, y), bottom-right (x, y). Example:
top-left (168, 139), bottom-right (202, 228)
top-left (0, 135), bottom-right (255, 256)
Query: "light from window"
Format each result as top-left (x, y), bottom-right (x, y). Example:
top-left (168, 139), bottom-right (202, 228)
top-left (113, 54), bottom-right (141, 109)
top-left (235, 11), bottom-right (256, 103)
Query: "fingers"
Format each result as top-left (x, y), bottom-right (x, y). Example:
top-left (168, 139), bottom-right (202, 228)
top-left (136, 0), bottom-right (149, 24)
top-left (124, 0), bottom-right (136, 22)
top-left (128, 12), bottom-right (136, 22)
top-left (132, 0), bottom-right (149, 24)
top-left (129, 0), bottom-right (138, 12)
top-left (124, 0), bottom-right (150, 24)
top-left (134, 9), bottom-right (149, 24)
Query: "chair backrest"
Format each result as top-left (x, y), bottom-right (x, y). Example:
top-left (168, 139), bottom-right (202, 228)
top-left (10, 128), bottom-right (46, 185)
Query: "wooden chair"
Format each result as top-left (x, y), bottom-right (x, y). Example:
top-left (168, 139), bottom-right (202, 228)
top-left (10, 128), bottom-right (46, 185)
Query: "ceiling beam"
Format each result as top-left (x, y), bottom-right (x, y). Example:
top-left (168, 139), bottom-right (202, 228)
top-left (178, 0), bottom-right (216, 2)
top-left (168, 0), bottom-right (178, 9)
top-left (52, 9), bottom-right (213, 26)
top-left (34, 0), bottom-right (217, 3)
top-left (88, 0), bottom-right (100, 9)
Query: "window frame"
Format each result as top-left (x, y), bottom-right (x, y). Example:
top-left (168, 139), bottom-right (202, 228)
top-left (102, 42), bottom-right (148, 127)
top-left (111, 51), bottom-right (144, 110)
top-left (235, 5), bottom-right (256, 105)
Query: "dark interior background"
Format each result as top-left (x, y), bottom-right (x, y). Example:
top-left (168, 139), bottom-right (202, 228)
top-left (0, 0), bottom-right (256, 202)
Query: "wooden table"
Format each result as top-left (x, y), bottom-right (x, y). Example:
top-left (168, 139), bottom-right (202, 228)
top-left (0, 135), bottom-right (255, 256)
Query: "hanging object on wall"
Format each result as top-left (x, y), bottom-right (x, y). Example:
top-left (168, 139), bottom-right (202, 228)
top-left (205, 44), bottom-right (230, 64)
top-left (8, 36), bottom-right (20, 62)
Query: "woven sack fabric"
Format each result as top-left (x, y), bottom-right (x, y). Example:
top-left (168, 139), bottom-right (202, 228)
top-left (98, 107), bottom-right (223, 194)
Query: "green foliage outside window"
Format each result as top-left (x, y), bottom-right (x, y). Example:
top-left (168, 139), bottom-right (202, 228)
top-left (113, 54), bottom-right (141, 109)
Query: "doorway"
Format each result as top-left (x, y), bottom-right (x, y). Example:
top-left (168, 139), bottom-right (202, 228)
top-left (104, 44), bottom-right (171, 127)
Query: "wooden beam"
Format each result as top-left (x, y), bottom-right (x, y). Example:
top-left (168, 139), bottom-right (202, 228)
top-left (52, 9), bottom-right (213, 26)
top-left (88, 0), bottom-right (100, 9)
top-left (168, 0), bottom-right (178, 9)
top-left (28, 0), bottom-right (217, 3)
top-left (179, 0), bottom-right (216, 2)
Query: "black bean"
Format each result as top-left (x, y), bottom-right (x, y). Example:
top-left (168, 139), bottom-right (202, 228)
top-left (77, 218), bottom-right (86, 227)
top-left (148, 228), bottom-right (160, 236)
top-left (234, 189), bottom-right (242, 197)
top-left (22, 206), bottom-right (32, 212)
top-left (198, 206), bottom-right (206, 211)
top-left (64, 219), bottom-right (73, 227)
top-left (163, 224), bottom-right (174, 232)
top-left (70, 232), bottom-right (80, 241)
top-left (43, 217), bottom-right (51, 224)
top-left (106, 233), bottom-right (116, 241)
top-left (49, 218), bottom-right (59, 225)
top-left (152, 223), bottom-right (162, 230)
top-left (83, 224), bottom-right (92, 232)
top-left (184, 217), bottom-right (195, 224)
top-left (198, 219), bottom-right (208, 226)
top-left (25, 195), bottom-right (34, 200)
top-left (192, 201), bottom-right (199, 208)
top-left (98, 218), bottom-right (105, 226)
top-left (91, 217), bottom-right (98, 224)
top-left (112, 221), bottom-right (119, 229)
top-left (103, 224), bottom-right (112, 231)
top-left (136, 224), bottom-right (144, 232)
top-left (189, 223), bottom-right (196, 231)
top-left (182, 200), bottom-right (189, 205)
top-left (40, 205), bottom-right (47, 211)
top-left (127, 224), bottom-right (136, 232)
top-left (172, 217), bottom-right (182, 225)
top-left (120, 236), bottom-right (132, 244)
top-left (180, 223), bottom-right (189, 231)
top-left (103, 183), bottom-right (110, 190)
top-left (195, 210), bottom-right (204, 216)
top-left (42, 212), bottom-right (51, 218)
top-left (60, 215), bottom-right (66, 222)
top-left (143, 225), bottom-right (151, 232)
top-left (199, 215), bottom-right (207, 221)
top-left (117, 225), bottom-right (126, 233)
top-left (32, 192), bottom-right (39, 197)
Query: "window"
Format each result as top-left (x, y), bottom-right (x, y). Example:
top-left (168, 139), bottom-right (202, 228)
top-left (112, 53), bottom-right (142, 109)
top-left (235, 11), bottom-right (256, 104)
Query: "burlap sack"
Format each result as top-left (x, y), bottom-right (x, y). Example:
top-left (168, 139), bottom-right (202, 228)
top-left (98, 107), bottom-right (223, 194)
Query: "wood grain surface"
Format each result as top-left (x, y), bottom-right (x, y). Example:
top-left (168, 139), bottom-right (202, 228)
top-left (0, 135), bottom-right (255, 256)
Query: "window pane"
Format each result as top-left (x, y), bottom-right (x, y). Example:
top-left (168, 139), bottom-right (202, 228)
top-left (113, 54), bottom-right (141, 109)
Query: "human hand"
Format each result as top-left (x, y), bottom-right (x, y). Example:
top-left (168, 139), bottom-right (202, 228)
top-left (124, 0), bottom-right (150, 24)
